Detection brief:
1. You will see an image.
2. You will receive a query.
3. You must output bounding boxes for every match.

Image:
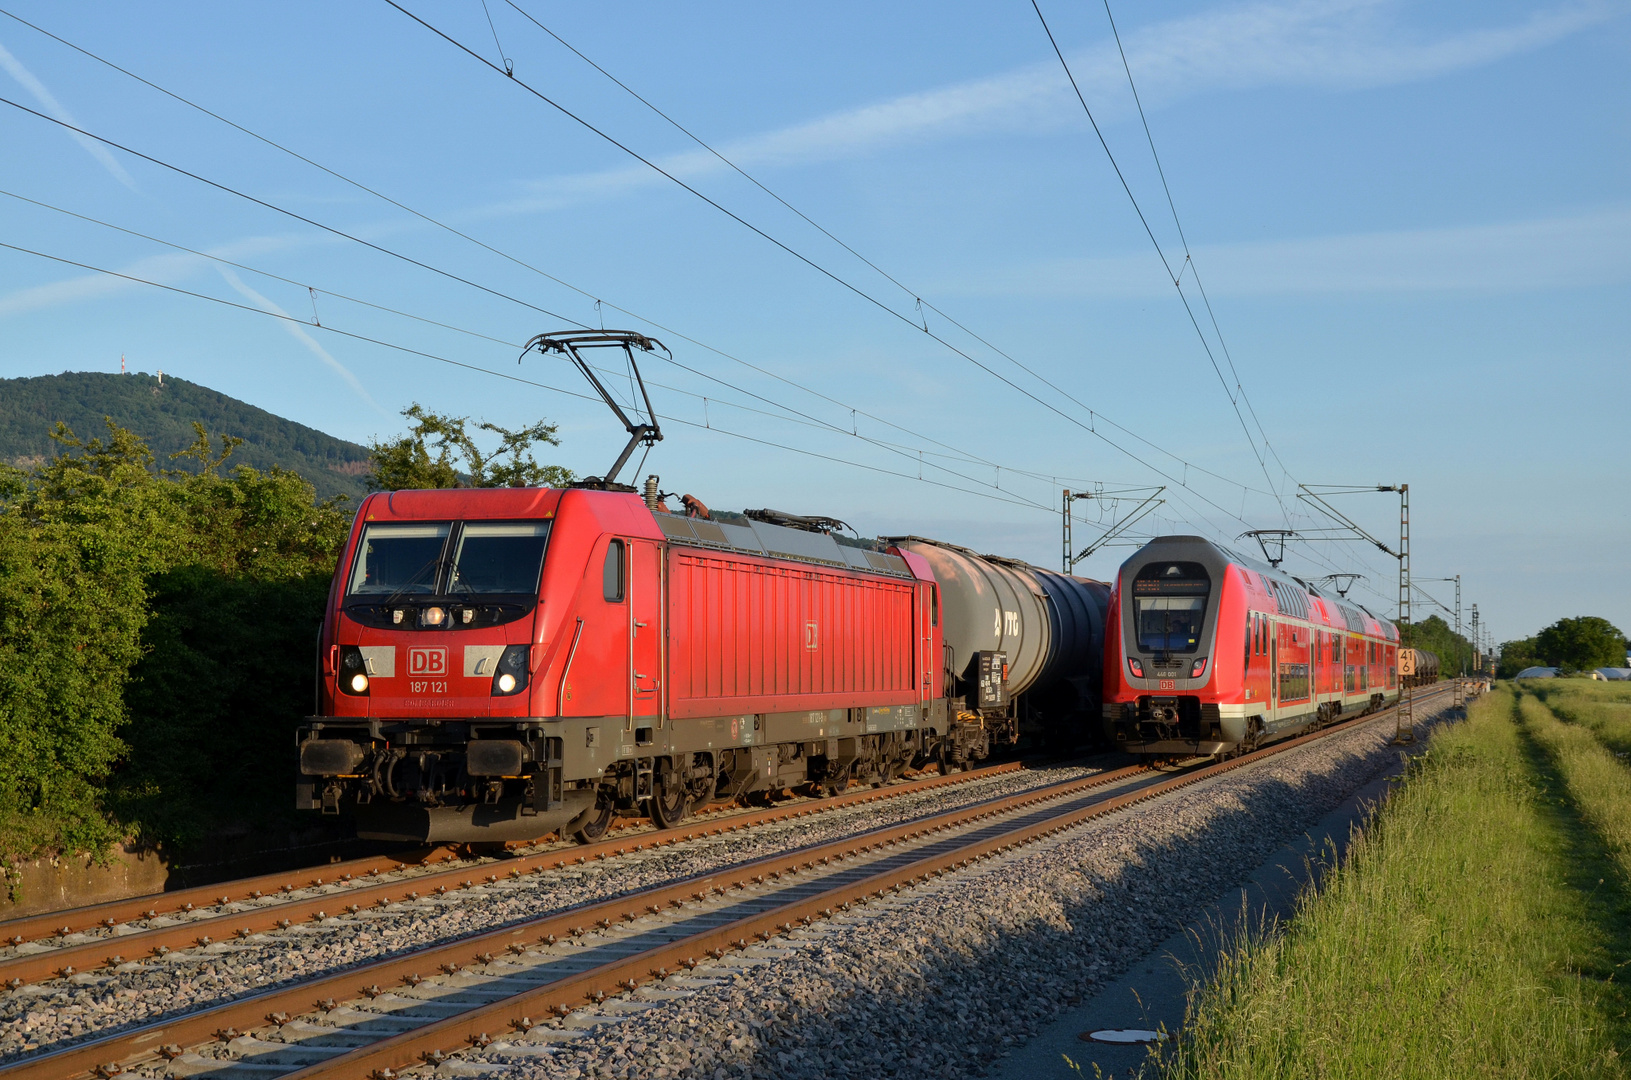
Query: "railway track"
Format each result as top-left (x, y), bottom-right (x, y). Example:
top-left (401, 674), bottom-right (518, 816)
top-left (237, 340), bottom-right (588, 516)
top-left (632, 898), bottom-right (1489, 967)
top-left (2, 686), bottom-right (1453, 1080)
top-left (0, 760), bottom-right (1062, 991)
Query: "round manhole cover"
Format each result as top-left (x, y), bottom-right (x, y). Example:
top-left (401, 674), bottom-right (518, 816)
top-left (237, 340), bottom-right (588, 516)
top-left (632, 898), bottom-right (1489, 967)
top-left (1079, 1029), bottom-right (1167, 1044)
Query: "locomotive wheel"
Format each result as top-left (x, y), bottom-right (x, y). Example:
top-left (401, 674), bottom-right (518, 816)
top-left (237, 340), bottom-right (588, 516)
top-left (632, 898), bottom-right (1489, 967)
top-left (569, 800), bottom-right (613, 844)
top-left (649, 769), bottom-right (690, 829)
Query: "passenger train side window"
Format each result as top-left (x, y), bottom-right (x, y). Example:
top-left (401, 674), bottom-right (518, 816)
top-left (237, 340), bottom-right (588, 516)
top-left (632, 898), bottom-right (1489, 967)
top-left (603, 539), bottom-right (625, 602)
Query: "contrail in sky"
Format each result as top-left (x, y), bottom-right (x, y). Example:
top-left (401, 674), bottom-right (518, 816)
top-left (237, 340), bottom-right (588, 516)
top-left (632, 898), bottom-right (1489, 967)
top-left (0, 35), bottom-right (137, 190)
top-left (215, 265), bottom-right (386, 416)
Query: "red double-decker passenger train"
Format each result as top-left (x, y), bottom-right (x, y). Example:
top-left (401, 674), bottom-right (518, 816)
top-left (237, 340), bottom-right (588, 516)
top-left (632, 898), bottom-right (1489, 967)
top-left (1101, 536), bottom-right (1401, 756)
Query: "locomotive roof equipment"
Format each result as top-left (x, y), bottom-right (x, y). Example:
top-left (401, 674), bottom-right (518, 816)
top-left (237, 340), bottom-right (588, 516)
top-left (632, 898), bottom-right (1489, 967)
top-left (521, 330), bottom-right (667, 490)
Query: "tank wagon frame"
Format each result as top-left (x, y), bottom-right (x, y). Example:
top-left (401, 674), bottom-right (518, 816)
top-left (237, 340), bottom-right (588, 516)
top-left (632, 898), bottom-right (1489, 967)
top-left (1103, 536), bottom-right (1405, 756)
top-left (297, 488), bottom-right (1108, 844)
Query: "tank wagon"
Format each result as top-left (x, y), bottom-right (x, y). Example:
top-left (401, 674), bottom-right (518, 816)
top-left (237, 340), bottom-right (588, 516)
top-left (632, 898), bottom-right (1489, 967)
top-left (886, 538), bottom-right (1109, 761)
top-left (1103, 535), bottom-right (1401, 756)
top-left (297, 489), bottom-right (1109, 844)
top-left (1399, 647), bottom-right (1439, 688)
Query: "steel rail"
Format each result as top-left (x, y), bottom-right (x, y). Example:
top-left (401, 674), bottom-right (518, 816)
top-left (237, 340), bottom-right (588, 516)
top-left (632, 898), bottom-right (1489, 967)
top-left (2, 686), bottom-right (1453, 1080)
top-left (0, 760), bottom-right (1037, 975)
top-left (0, 758), bottom-right (1160, 1080)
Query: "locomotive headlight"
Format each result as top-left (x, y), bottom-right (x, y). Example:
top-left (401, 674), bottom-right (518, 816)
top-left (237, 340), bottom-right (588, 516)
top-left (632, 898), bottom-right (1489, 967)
top-left (491, 644), bottom-right (531, 697)
top-left (1191, 657), bottom-right (1207, 678)
top-left (338, 645), bottom-right (371, 696)
top-left (422, 606), bottom-right (447, 627)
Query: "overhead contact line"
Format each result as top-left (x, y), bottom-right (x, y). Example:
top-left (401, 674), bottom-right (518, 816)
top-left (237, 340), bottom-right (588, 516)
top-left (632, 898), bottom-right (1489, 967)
top-left (3, 6), bottom-right (1273, 538)
top-left (0, 5), bottom-right (1065, 501)
top-left (0, 239), bottom-right (1054, 512)
top-left (382, 0), bottom-right (1293, 529)
top-left (1029, 0), bottom-right (1286, 524)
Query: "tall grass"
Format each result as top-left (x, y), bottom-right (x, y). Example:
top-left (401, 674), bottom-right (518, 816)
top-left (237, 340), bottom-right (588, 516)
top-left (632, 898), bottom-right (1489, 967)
top-left (1155, 687), bottom-right (1629, 1079)
top-left (1528, 679), bottom-right (1631, 761)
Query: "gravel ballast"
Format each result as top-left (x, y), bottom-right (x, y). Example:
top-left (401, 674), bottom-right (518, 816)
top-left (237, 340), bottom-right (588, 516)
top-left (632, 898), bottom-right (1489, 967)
top-left (0, 762), bottom-right (1112, 1059)
top-left (451, 704), bottom-right (1454, 1080)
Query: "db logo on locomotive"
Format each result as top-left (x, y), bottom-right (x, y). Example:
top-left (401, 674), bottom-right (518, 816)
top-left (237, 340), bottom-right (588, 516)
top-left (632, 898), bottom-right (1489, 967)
top-left (408, 647), bottom-right (448, 677)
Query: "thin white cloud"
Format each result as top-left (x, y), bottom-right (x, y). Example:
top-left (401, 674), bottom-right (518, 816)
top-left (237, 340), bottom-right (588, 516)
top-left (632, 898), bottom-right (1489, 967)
top-left (492, 0), bottom-right (1617, 214)
top-left (939, 206), bottom-right (1631, 297)
top-left (0, 37), bottom-right (137, 190)
top-left (214, 266), bottom-right (386, 415)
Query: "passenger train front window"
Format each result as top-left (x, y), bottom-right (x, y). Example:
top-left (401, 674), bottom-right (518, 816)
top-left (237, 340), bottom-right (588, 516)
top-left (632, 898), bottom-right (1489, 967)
top-left (1131, 561), bottom-right (1210, 654)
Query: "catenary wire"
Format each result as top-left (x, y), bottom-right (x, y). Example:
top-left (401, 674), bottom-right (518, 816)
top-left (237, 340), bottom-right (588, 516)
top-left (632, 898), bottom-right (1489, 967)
top-left (381, 0), bottom-right (1292, 526)
top-left (0, 5), bottom-right (1265, 523)
top-left (0, 11), bottom-right (1369, 585)
top-left (1029, 0), bottom-right (1287, 523)
top-left (0, 5), bottom-right (1081, 498)
top-left (494, 0), bottom-right (1273, 506)
top-left (1098, 0), bottom-right (1295, 491)
top-left (0, 238), bottom-right (1057, 514)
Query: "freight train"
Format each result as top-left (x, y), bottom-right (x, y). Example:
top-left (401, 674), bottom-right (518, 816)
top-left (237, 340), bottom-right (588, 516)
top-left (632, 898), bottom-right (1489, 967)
top-left (296, 485), bottom-right (1109, 844)
top-left (1101, 535), bottom-right (1408, 756)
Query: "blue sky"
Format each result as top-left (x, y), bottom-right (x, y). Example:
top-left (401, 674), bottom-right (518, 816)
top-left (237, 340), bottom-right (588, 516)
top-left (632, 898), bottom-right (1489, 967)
top-left (1, 0), bottom-right (1627, 648)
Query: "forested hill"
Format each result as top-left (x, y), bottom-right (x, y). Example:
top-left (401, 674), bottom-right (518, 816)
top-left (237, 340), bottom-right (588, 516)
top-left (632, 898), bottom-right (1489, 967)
top-left (0, 371), bottom-right (371, 502)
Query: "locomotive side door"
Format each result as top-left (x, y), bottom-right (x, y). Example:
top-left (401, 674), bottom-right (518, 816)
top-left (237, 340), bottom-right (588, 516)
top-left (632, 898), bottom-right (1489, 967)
top-left (629, 539), bottom-right (663, 729)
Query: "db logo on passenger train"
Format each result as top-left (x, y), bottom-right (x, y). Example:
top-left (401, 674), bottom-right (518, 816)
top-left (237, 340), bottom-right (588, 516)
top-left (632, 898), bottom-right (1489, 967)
top-left (408, 647), bottom-right (448, 676)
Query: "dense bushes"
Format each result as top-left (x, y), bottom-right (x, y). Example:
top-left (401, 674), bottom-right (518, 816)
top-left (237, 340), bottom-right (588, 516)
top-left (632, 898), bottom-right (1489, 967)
top-left (0, 421), bottom-right (348, 859)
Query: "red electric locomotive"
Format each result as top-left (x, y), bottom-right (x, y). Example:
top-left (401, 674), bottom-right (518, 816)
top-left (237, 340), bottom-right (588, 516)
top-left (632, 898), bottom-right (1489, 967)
top-left (297, 486), bottom-right (946, 843)
top-left (1101, 535), bottom-right (1400, 756)
top-left (297, 330), bottom-right (1111, 843)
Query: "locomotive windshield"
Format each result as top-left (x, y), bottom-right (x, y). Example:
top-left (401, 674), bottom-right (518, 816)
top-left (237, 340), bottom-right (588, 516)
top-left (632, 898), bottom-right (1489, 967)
top-left (345, 521), bottom-right (551, 598)
top-left (1131, 561), bottom-right (1211, 654)
top-left (347, 523), bottom-right (450, 596)
top-left (448, 522), bottom-right (551, 595)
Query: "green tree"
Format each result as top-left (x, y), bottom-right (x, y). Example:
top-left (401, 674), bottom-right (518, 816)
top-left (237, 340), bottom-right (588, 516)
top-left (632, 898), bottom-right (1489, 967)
top-left (1534, 617), bottom-right (1628, 673)
top-left (0, 419), bottom-right (351, 859)
top-left (1497, 637), bottom-right (1543, 679)
top-left (367, 404), bottom-right (573, 491)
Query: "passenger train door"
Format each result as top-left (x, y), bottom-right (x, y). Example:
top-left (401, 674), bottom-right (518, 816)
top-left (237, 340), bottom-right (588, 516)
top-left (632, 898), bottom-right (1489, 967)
top-left (629, 540), bottom-right (663, 729)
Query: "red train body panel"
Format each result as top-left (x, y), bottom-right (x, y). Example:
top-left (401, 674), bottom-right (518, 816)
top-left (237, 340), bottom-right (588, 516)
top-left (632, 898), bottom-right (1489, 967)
top-left (1102, 536), bottom-right (1399, 755)
top-left (665, 549), bottom-right (927, 719)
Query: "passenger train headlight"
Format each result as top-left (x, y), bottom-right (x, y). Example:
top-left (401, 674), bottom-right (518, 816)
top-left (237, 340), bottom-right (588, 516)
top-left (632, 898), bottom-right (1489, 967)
top-left (1191, 657), bottom-right (1207, 678)
top-left (350, 672), bottom-right (370, 693)
top-left (496, 673), bottom-right (517, 694)
top-left (1127, 658), bottom-right (1144, 678)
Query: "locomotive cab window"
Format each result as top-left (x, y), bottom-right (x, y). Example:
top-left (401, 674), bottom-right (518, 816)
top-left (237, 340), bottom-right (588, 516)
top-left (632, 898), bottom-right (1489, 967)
top-left (603, 539), bottom-right (626, 602)
top-left (347, 523), bottom-right (451, 596)
top-left (1131, 561), bottom-right (1210, 654)
top-left (448, 522), bottom-right (551, 596)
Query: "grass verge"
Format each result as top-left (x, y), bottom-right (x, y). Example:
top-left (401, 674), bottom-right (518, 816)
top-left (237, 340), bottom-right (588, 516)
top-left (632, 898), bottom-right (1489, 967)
top-left (1150, 685), bottom-right (1630, 1079)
